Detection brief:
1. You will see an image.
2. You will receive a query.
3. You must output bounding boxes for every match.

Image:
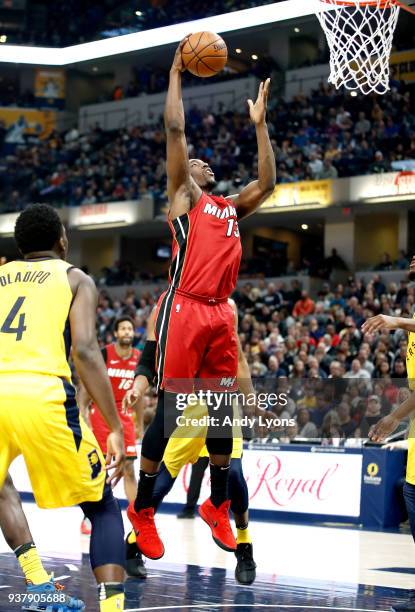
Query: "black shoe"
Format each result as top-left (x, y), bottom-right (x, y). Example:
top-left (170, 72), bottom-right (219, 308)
top-left (392, 592), bottom-right (415, 611)
top-left (125, 537), bottom-right (147, 579)
top-left (235, 543), bottom-right (257, 585)
top-left (176, 507), bottom-right (195, 519)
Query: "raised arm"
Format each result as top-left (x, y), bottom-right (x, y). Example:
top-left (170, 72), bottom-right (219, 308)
top-left (165, 37), bottom-right (201, 219)
top-left (232, 79), bottom-right (276, 220)
top-left (362, 314), bottom-right (415, 335)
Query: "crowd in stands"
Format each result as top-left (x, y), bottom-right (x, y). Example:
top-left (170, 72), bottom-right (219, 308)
top-left (376, 251), bottom-right (411, 271)
top-left (0, 80), bottom-right (413, 214)
top-left (4, 0), bottom-right (275, 47)
top-left (105, 55), bottom-right (277, 101)
top-left (95, 271), bottom-right (414, 442)
top-left (5, 0), bottom-right (413, 51)
top-left (1, 252), bottom-right (413, 441)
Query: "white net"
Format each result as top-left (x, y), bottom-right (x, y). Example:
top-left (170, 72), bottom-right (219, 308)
top-left (316, 0), bottom-right (401, 95)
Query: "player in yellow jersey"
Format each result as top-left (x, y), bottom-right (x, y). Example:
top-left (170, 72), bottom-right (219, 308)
top-left (123, 299), bottom-right (261, 585)
top-left (362, 256), bottom-right (415, 612)
top-left (0, 204), bottom-right (126, 612)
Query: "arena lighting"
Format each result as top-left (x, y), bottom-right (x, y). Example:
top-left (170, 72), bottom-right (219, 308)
top-left (362, 194), bottom-right (415, 204)
top-left (76, 221), bottom-right (129, 230)
top-left (301, 223), bottom-right (309, 230)
top-left (0, 0), bottom-right (328, 65)
top-left (259, 201), bottom-right (325, 213)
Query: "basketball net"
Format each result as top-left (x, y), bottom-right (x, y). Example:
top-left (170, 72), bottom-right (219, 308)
top-left (316, 0), bottom-right (401, 95)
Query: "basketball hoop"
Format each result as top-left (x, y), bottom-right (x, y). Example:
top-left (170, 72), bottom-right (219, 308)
top-left (316, 0), bottom-right (402, 95)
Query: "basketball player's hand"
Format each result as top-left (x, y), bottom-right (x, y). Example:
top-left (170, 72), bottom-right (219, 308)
top-left (361, 314), bottom-right (399, 335)
top-left (105, 430), bottom-right (125, 487)
top-left (122, 387), bottom-right (142, 414)
top-left (369, 415), bottom-right (400, 443)
top-left (172, 34), bottom-right (192, 72)
top-left (247, 78), bottom-right (270, 125)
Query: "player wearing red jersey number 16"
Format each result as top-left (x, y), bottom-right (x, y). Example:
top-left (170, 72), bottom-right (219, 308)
top-left (127, 35), bottom-right (276, 561)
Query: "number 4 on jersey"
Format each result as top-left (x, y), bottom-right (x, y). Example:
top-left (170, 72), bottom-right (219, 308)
top-left (1, 297), bottom-right (27, 341)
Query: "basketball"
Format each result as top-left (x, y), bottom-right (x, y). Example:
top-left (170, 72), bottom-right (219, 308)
top-left (181, 31), bottom-right (228, 77)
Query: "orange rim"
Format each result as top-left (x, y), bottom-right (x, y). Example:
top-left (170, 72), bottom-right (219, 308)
top-left (394, 1), bottom-right (415, 13)
top-left (319, 0), bottom-right (395, 7)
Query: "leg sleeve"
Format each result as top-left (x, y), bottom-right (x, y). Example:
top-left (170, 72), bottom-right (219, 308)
top-left (186, 457), bottom-right (209, 509)
top-left (229, 458), bottom-right (249, 515)
top-left (141, 391), bottom-right (170, 463)
top-left (80, 485), bottom-right (125, 570)
top-left (152, 462), bottom-right (177, 512)
top-left (404, 481), bottom-right (415, 543)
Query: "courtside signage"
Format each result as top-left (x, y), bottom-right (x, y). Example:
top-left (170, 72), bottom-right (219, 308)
top-left (173, 449), bottom-right (363, 517)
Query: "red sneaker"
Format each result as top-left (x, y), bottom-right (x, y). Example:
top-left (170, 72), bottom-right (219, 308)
top-left (198, 498), bottom-right (237, 552)
top-left (80, 517), bottom-right (91, 536)
top-left (127, 502), bottom-right (165, 560)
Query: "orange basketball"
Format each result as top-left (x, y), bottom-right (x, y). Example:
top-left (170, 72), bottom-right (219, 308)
top-left (181, 31), bottom-right (228, 78)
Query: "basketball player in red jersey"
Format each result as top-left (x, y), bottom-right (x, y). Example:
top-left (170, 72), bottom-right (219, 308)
top-left (127, 36), bottom-right (276, 560)
top-left (80, 317), bottom-right (141, 502)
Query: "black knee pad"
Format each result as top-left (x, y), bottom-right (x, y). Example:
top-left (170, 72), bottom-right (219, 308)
top-left (206, 436), bottom-right (233, 456)
top-left (80, 485), bottom-right (125, 570)
top-left (80, 484), bottom-right (120, 520)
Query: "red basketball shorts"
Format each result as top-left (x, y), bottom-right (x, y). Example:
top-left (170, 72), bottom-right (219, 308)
top-left (89, 406), bottom-right (137, 458)
top-left (154, 290), bottom-right (238, 393)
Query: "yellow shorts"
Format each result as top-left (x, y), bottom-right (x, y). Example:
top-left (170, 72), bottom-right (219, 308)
top-left (198, 437), bottom-right (243, 460)
top-left (162, 400), bottom-right (243, 478)
top-left (163, 437), bottom-right (243, 478)
top-left (0, 374), bottom-right (106, 509)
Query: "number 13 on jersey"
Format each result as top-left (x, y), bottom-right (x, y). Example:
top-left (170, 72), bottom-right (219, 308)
top-left (226, 219), bottom-right (240, 238)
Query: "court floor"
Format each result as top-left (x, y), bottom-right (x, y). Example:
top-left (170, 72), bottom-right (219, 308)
top-left (1, 506), bottom-right (415, 611)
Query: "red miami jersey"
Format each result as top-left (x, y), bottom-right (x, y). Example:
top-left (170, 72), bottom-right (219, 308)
top-left (89, 343), bottom-right (141, 457)
top-left (97, 343), bottom-right (141, 408)
top-left (168, 191), bottom-right (242, 299)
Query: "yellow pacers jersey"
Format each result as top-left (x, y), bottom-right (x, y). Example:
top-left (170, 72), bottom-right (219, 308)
top-left (406, 316), bottom-right (415, 484)
top-left (0, 258), bottom-right (73, 381)
top-left (0, 258), bottom-right (106, 508)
